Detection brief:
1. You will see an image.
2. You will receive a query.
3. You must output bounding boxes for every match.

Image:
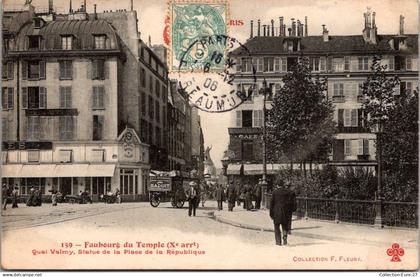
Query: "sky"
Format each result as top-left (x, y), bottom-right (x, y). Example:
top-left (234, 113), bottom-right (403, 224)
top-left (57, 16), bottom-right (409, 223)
top-left (4, 0), bottom-right (418, 168)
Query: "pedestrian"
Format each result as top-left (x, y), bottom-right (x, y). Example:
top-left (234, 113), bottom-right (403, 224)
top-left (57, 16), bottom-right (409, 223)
top-left (245, 183), bottom-right (253, 211)
top-left (254, 180), bottom-right (262, 210)
top-left (34, 188), bottom-right (42, 206)
top-left (215, 184), bottom-right (225, 211)
top-left (26, 186), bottom-right (35, 206)
top-left (226, 181), bottom-right (236, 212)
top-left (49, 185), bottom-right (58, 206)
top-left (12, 186), bottom-right (19, 208)
top-left (269, 177), bottom-right (294, 246)
top-left (85, 189), bottom-right (93, 204)
top-left (186, 181), bottom-right (198, 217)
top-left (235, 182), bottom-right (241, 206)
top-left (115, 188), bottom-right (121, 204)
top-left (285, 181), bottom-right (297, 234)
top-left (2, 184), bottom-right (10, 210)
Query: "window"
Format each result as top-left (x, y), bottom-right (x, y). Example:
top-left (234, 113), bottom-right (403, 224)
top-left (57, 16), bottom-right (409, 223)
top-left (253, 110), bottom-right (263, 127)
top-left (400, 81), bottom-right (413, 96)
top-left (156, 127), bottom-right (161, 147)
top-left (59, 116), bottom-right (74, 140)
top-left (242, 141), bottom-right (254, 161)
top-left (92, 149), bottom-right (105, 162)
top-left (61, 36), bottom-right (72, 50)
top-left (358, 139), bottom-right (369, 156)
top-left (27, 116), bottom-right (40, 140)
top-left (22, 87), bottom-right (46, 109)
top-left (27, 60), bottom-right (46, 79)
top-left (28, 35), bottom-right (40, 50)
top-left (263, 57), bottom-right (274, 72)
top-left (59, 149), bottom-right (73, 162)
top-left (156, 80), bottom-right (160, 98)
top-left (27, 150), bottom-right (40, 162)
top-left (333, 57), bottom-right (344, 72)
top-left (274, 83), bottom-right (282, 94)
top-left (344, 57), bottom-right (350, 71)
top-left (161, 84), bottom-right (165, 101)
top-left (149, 96), bottom-right (154, 119)
top-left (358, 57), bottom-right (369, 71)
top-left (395, 56), bottom-right (406, 71)
top-left (2, 88), bottom-right (13, 110)
top-left (94, 35), bottom-right (107, 49)
top-left (140, 68), bottom-right (146, 87)
top-left (59, 60), bottom-right (72, 79)
top-left (92, 86), bottom-right (105, 109)
top-left (252, 57), bottom-right (263, 72)
top-left (241, 110), bottom-right (253, 128)
top-left (59, 87), bottom-right (72, 108)
top-left (150, 76), bottom-right (154, 93)
top-left (406, 56), bottom-right (412, 70)
top-left (140, 119), bottom-right (148, 143)
top-left (141, 93), bottom-right (146, 116)
top-left (332, 83), bottom-right (344, 102)
top-left (238, 83), bottom-right (256, 100)
top-left (2, 117), bottom-right (7, 141)
top-left (241, 58), bottom-right (252, 72)
top-left (2, 62), bottom-right (13, 79)
top-left (388, 56), bottom-right (395, 71)
top-left (91, 60), bottom-right (105, 80)
top-left (344, 140), bottom-right (352, 156)
top-left (235, 110), bottom-right (242, 127)
top-left (344, 109), bottom-right (358, 127)
top-left (310, 57), bottom-right (320, 72)
top-left (155, 101), bottom-right (160, 123)
top-left (148, 122), bottom-right (153, 144)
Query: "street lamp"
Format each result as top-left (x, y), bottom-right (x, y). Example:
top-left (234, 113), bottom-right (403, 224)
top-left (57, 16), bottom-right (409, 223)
top-left (260, 78), bottom-right (269, 208)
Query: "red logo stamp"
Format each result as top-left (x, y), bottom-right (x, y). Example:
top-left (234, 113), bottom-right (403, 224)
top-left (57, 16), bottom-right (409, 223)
top-left (386, 243), bottom-right (405, 262)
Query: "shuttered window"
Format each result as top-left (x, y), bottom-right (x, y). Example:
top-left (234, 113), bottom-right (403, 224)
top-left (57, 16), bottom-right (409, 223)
top-left (59, 87), bottom-right (72, 108)
top-left (1, 88), bottom-right (12, 110)
top-left (2, 117), bottom-right (7, 140)
top-left (61, 36), bottom-right (72, 50)
top-left (39, 87), bottom-right (47, 109)
top-left (27, 116), bottom-right (40, 140)
top-left (59, 60), bottom-right (73, 79)
top-left (91, 60), bottom-right (105, 80)
top-left (253, 110), bottom-right (263, 127)
top-left (92, 115), bottom-right (104, 141)
top-left (59, 149), bottom-right (72, 162)
top-left (59, 116), bottom-right (74, 140)
top-left (344, 140), bottom-right (352, 156)
top-left (92, 86), bottom-right (105, 109)
top-left (3, 62), bottom-right (14, 79)
top-left (91, 149), bottom-right (105, 162)
top-left (236, 110), bottom-right (242, 127)
top-left (94, 35), bottom-right (107, 49)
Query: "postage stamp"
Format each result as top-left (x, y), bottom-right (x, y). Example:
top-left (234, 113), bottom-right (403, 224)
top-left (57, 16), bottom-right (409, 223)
top-left (168, 0), bottom-right (229, 72)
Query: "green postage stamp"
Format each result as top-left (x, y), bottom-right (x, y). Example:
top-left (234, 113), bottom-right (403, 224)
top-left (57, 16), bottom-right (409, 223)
top-left (168, 0), bottom-right (229, 71)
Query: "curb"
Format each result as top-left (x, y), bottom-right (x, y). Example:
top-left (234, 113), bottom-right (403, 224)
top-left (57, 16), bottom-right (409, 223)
top-left (212, 213), bottom-right (418, 249)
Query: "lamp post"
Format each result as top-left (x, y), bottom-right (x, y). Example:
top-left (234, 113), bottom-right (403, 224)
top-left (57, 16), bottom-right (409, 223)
top-left (260, 78), bottom-right (269, 208)
top-left (374, 122), bottom-right (384, 228)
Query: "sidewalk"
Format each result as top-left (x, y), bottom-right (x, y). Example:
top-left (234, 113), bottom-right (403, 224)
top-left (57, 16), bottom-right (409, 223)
top-left (213, 208), bottom-right (419, 249)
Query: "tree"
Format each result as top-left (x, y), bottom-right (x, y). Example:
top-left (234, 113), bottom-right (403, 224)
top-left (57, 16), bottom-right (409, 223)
top-left (361, 55), bottom-right (400, 200)
top-left (266, 59), bottom-right (336, 177)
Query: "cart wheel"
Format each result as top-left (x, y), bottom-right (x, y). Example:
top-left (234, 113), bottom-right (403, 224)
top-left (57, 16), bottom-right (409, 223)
top-left (176, 200), bottom-right (184, 208)
top-left (150, 196), bottom-right (160, 207)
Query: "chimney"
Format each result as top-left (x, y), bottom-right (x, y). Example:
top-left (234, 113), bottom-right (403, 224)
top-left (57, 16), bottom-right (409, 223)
top-left (69, 0), bottom-right (72, 13)
top-left (84, 0), bottom-right (87, 12)
top-left (130, 0), bottom-right (134, 11)
top-left (291, 18), bottom-right (296, 36)
top-left (271, 19), bottom-right (275, 36)
top-left (148, 35), bottom-right (151, 47)
top-left (263, 25), bottom-right (266, 36)
top-left (399, 15), bottom-right (405, 35)
top-left (250, 20), bottom-right (254, 38)
top-left (94, 4), bottom-right (97, 19)
top-left (267, 25), bottom-right (270, 36)
top-left (257, 19), bottom-right (261, 36)
top-left (298, 20), bottom-right (302, 36)
top-left (305, 16), bottom-right (308, 36)
top-left (48, 0), bottom-right (53, 13)
top-left (322, 24), bottom-right (329, 42)
top-left (288, 27), bottom-right (292, 36)
top-left (279, 17), bottom-right (284, 36)
top-left (369, 11), bottom-right (377, 44)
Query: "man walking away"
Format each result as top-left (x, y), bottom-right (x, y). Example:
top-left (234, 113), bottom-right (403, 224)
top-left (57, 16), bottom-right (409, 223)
top-left (186, 181), bottom-right (198, 217)
top-left (270, 177), bottom-right (294, 246)
top-left (226, 181), bottom-right (236, 212)
top-left (2, 184), bottom-right (10, 210)
top-left (215, 184), bottom-right (225, 211)
top-left (49, 185), bottom-right (58, 206)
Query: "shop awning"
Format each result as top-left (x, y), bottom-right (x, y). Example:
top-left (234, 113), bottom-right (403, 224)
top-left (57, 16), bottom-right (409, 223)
top-left (54, 164), bottom-right (89, 177)
top-left (227, 164), bottom-right (242, 175)
top-left (21, 164), bottom-right (57, 177)
top-left (243, 164), bottom-right (263, 175)
top-left (86, 164), bottom-right (116, 177)
top-left (1, 164), bottom-right (23, 178)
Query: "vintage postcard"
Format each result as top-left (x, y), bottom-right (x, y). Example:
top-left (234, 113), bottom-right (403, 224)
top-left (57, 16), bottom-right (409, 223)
top-left (1, 0), bottom-right (418, 271)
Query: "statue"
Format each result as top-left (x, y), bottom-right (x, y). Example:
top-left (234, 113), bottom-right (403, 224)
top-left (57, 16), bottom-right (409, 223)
top-left (203, 145), bottom-right (216, 178)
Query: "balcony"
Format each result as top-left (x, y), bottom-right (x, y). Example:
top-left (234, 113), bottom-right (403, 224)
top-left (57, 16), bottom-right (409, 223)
top-left (228, 127), bottom-right (262, 135)
top-left (332, 95), bottom-right (345, 103)
top-left (357, 154), bottom-right (370, 161)
top-left (337, 125), bottom-right (369, 133)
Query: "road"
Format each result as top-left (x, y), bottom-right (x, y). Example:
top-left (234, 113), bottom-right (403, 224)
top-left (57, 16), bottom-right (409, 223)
top-left (1, 201), bottom-right (417, 270)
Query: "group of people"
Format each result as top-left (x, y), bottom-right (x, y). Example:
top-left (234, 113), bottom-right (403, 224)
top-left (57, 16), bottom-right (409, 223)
top-left (2, 184), bottom-right (19, 210)
top-left (213, 181), bottom-right (263, 212)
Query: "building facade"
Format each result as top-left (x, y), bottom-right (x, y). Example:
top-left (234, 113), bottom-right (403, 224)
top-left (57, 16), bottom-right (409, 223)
top-left (226, 10), bottom-right (418, 185)
top-left (1, 3), bottom-right (151, 201)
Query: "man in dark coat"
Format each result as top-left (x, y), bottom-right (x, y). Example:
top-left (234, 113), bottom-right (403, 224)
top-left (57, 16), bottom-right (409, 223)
top-left (2, 184), bottom-right (10, 210)
top-left (215, 184), bottom-right (225, 211)
top-left (186, 181), bottom-right (199, 217)
top-left (269, 179), bottom-right (294, 246)
top-left (226, 181), bottom-right (236, 212)
top-left (245, 183), bottom-right (253, 211)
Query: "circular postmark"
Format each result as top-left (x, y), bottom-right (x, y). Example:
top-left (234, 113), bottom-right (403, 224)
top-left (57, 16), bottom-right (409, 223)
top-left (176, 34), bottom-right (257, 113)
